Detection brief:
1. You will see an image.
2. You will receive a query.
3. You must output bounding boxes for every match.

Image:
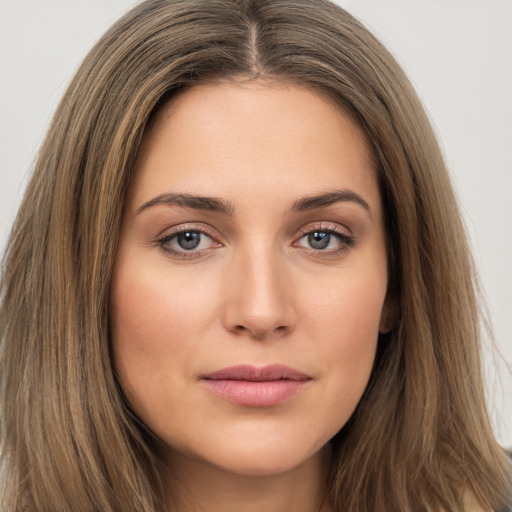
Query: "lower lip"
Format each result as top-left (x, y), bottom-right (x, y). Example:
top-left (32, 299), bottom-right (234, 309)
top-left (202, 379), bottom-right (308, 407)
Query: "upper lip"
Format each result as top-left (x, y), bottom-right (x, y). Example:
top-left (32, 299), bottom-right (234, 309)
top-left (201, 364), bottom-right (311, 382)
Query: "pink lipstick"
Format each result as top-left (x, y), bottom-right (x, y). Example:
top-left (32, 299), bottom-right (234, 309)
top-left (200, 364), bottom-right (311, 407)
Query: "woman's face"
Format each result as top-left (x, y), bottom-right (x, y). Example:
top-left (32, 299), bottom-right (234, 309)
top-left (110, 81), bottom-right (390, 476)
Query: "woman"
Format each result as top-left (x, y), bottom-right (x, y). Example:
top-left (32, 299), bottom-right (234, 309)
top-left (0, 0), bottom-right (510, 510)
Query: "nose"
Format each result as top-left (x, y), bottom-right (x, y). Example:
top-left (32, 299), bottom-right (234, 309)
top-left (222, 247), bottom-right (298, 340)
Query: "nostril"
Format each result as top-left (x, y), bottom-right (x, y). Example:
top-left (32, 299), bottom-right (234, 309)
top-left (231, 323), bottom-right (289, 338)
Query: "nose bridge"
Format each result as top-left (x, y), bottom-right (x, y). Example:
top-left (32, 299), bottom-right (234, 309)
top-left (222, 240), bottom-right (296, 339)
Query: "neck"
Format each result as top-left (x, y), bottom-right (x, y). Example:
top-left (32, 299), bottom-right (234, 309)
top-left (161, 447), bottom-right (332, 512)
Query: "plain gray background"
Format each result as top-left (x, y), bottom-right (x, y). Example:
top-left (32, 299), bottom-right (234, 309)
top-left (1, 0), bottom-right (511, 446)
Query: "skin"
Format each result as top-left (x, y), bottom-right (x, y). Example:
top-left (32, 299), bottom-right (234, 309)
top-left (110, 80), bottom-right (391, 512)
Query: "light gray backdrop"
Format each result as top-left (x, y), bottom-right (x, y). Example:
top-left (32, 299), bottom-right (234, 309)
top-left (1, 0), bottom-right (511, 446)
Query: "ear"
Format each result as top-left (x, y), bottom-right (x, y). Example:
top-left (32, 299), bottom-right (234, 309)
top-left (379, 294), bottom-right (399, 334)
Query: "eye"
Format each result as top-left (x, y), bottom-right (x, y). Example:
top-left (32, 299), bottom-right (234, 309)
top-left (156, 227), bottom-right (220, 257)
top-left (294, 226), bottom-right (355, 253)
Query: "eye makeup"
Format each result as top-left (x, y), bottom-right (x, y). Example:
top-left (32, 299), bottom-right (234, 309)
top-left (152, 219), bottom-right (357, 262)
top-left (153, 223), bottom-right (222, 259)
top-left (292, 221), bottom-right (356, 258)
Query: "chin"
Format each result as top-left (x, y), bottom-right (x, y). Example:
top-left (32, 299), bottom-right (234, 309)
top-left (220, 449), bottom-right (314, 476)
top-left (167, 426), bottom-right (329, 478)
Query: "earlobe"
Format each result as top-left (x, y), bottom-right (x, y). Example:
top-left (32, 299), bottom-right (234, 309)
top-left (379, 296), bottom-right (398, 334)
top-left (378, 315), bottom-right (391, 335)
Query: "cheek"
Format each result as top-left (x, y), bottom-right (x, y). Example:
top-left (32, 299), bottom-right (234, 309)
top-left (299, 271), bottom-right (386, 423)
top-left (110, 261), bottom-right (217, 352)
top-left (303, 266), bottom-right (386, 348)
top-left (108, 261), bottom-right (219, 415)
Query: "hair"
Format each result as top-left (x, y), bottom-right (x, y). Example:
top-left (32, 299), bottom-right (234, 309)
top-left (0, 0), bottom-right (510, 510)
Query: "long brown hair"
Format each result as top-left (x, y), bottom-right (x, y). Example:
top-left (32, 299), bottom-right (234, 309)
top-left (1, 0), bottom-right (510, 510)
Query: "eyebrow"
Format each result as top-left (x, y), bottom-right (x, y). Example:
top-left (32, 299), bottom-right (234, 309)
top-left (136, 188), bottom-right (371, 217)
top-left (290, 189), bottom-right (372, 216)
top-left (137, 193), bottom-right (235, 216)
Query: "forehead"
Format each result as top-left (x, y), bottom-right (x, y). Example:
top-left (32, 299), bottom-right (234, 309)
top-left (128, 80), bottom-right (380, 216)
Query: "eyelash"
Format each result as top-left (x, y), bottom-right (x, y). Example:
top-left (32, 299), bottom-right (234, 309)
top-left (154, 223), bottom-right (356, 259)
top-left (154, 224), bottom-right (220, 259)
top-left (293, 223), bottom-right (356, 256)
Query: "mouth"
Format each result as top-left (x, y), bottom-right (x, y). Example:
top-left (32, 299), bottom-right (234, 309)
top-left (200, 364), bottom-right (312, 407)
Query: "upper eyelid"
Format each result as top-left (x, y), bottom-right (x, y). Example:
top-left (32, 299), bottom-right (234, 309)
top-left (153, 220), bottom-right (353, 245)
top-left (156, 222), bottom-right (219, 240)
top-left (295, 221), bottom-right (352, 237)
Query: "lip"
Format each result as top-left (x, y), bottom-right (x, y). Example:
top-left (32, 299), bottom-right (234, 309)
top-left (200, 364), bottom-right (312, 407)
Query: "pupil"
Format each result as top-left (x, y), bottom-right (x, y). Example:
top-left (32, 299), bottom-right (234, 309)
top-left (308, 231), bottom-right (330, 249)
top-left (177, 231), bottom-right (201, 250)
